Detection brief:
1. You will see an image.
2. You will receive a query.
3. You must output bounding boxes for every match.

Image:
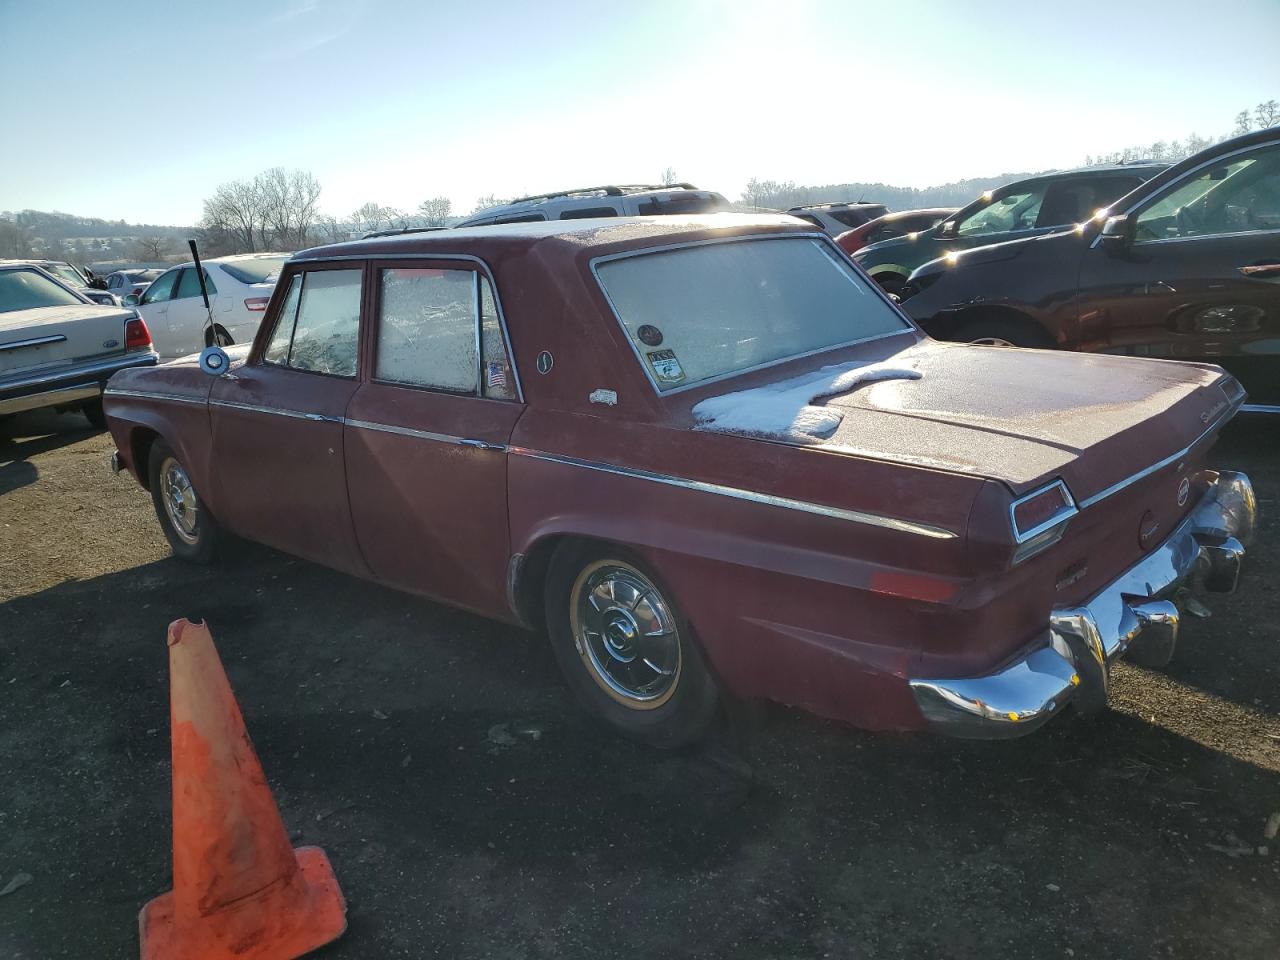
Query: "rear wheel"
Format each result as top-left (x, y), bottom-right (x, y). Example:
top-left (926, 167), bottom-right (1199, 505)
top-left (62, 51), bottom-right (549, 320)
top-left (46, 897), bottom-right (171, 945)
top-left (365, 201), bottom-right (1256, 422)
top-left (81, 398), bottom-right (107, 430)
top-left (148, 439), bottom-right (219, 563)
top-left (545, 543), bottom-right (719, 748)
top-left (953, 317), bottom-right (1053, 348)
top-left (205, 324), bottom-right (233, 347)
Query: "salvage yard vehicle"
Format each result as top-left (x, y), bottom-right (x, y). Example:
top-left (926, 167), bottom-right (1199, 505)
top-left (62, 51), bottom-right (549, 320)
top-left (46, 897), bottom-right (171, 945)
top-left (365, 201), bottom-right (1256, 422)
top-left (785, 201), bottom-right (888, 235)
top-left (455, 183), bottom-right (729, 227)
top-left (904, 127), bottom-right (1280, 408)
top-left (0, 258), bottom-right (120, 306)
top-left (127, 253), bottom-right (289, 360)
top-left (102, 215), bottom-right (1255, 746)
top-left (852, 163), bottom-right (1167, 295)
top-left (0, 263), bottom-right (157, 427)
top-left (835, 207), bottom-right (957, 255)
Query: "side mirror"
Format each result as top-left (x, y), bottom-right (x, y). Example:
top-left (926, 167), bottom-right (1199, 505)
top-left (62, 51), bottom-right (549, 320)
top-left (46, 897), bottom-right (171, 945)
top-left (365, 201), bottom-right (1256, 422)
top-left (198, 345), bottom-right (230, 377)
top-left (937, 220), bottom-right (958, 239)
top-left (124, 293), bottom-right (140, 306)
top-left (1100, 214), bottom-right (1134, 253)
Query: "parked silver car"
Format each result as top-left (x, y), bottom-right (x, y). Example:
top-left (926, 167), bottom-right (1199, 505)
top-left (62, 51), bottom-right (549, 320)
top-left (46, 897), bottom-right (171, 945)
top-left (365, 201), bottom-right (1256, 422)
top-left (0, 264), bottom-right (158, 427)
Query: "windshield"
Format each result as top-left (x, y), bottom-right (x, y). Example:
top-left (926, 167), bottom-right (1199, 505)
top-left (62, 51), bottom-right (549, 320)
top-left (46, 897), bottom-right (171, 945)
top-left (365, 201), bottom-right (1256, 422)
top-left (220, 256), bottom-right (288, 285)
top-left (595, 237), bottom-right (911, 393)
top-left (0, 268), bottom-right (85, 313)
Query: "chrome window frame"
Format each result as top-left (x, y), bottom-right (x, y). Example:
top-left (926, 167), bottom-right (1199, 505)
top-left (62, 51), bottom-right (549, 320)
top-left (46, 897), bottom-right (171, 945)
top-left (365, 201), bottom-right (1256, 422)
top-left (293, 253), bottom-right (525, 403)
top-left (588, 232), bottom-right (918, 398)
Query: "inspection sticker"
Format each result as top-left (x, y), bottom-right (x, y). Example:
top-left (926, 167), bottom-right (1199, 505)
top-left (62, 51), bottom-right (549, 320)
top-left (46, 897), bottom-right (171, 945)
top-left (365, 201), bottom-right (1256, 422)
top-left (646, 349), bottom-right (686, 384)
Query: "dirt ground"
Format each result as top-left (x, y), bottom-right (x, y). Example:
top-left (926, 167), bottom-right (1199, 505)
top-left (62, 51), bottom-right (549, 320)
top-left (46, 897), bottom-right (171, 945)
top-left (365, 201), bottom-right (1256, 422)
top-left (1, 408), bottom-right (1277, 959)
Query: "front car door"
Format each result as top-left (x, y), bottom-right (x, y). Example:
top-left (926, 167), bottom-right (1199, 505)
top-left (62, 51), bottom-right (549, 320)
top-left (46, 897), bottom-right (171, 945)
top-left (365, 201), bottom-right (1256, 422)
top-left (343, 260), bottom-right (524, 616)
top-left (208, 264), bottom-right (369, 575)
top-left (135, 267), bottom-right (179, 355)
top-left (1077, 136), bottom-right (1280, 405)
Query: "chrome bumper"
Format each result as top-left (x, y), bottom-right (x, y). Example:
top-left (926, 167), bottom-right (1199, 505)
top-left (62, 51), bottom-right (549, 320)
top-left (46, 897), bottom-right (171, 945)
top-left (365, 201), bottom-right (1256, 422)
top-left (910, 471), bottom-right (1256, 739)
top-left (0, 350), bottom-right (159, 416)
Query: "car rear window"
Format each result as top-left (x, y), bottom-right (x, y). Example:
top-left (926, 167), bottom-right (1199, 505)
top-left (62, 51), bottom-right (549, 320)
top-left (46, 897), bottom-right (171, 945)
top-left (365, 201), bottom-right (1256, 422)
top-left (220, 257), bottom-right (288, 285)
top-left (634, 194), bottom-right (729, 216)
top-left (0, 269), bottom-right (85, 312)
top-left (830, 206), bottom-right (888, 228)
top-left (595, 236), bottom-right (911, 393)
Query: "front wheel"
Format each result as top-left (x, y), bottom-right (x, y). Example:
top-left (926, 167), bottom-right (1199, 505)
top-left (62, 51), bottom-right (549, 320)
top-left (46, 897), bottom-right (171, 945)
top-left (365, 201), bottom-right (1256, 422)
top-left (148, 439), bottom-right (220, 563)
top-left (545, 543), bottom-right (719, 748)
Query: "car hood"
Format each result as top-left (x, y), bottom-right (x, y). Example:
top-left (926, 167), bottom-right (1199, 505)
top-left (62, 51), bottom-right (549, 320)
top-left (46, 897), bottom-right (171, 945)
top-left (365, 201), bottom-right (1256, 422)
top-left (747, 341), bottom-right (1235, 500)
top-left (909, 228), bottom-right (1079, 281)
top-left (851, 232), bottom-right (916, 261)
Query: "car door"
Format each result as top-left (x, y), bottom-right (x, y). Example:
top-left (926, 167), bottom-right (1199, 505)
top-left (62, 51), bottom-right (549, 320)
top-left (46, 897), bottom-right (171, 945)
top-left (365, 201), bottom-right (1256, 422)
top-left (165, 266), bottom-right (220, 357)
top-left (343, 260), bottom-right (524, 615)
top-left (135, 267), bottom-right (179, 356)
top-left (208, 263), bottom-right (370, 575)
top-left (1078, 137), bottom-right (1280, 404)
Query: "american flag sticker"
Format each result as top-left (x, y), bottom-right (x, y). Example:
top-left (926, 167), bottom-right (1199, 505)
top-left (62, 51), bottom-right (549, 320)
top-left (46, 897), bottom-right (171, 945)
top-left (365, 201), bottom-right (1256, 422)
top-left (486, 361), bottom-right (508, 389)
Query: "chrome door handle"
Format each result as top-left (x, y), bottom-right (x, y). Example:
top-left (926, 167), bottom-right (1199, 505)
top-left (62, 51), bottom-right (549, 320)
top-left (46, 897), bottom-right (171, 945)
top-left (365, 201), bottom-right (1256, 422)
top-left (1239, 262), bottom-right (1280, 278)
top-left (459, 438), bottom-right (506, 451)
top-left (305, 413), bottom-right (343, 424)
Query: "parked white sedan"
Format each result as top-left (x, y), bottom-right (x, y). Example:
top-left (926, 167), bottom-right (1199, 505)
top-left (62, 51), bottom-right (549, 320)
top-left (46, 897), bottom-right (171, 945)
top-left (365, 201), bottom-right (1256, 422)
top-left (127, 253), bottom-right (288, 359)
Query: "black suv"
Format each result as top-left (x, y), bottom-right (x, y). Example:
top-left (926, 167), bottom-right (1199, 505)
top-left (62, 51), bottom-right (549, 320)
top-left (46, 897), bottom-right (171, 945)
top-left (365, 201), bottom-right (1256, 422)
top-left (903, 128), bottom-right (1280, 407)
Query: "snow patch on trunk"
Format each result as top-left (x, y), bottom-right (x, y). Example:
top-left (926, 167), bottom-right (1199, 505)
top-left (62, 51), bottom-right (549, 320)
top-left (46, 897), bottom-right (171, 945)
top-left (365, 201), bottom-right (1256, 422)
top-left (692, 361), bottom-right (921, 442)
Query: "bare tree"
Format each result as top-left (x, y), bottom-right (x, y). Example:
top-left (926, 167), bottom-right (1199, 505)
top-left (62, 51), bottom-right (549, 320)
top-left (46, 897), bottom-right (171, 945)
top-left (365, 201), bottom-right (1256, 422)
top-left (1233, 110), bottom-right (1253, 136)
top-left (660, 166), bottom-right (678, 186)
top-left (201, 178), bottom-right (263, 253)
top-left (0, 218), bottom-right (34, 258)
top-left (133, 235), bottom-right (172, 261)
top-left (312, 214), bottom-right (350, 244)
top-left (1256, 99), bottom-right (1280, 128)
top-left (257, 168), bottom-right (322, 249)
top-left (350, 202), bottom-right (393, 234)
top-left (417, 196), bottom-right (452, 226)
top-left (470, 194), bottom-right (508, 214)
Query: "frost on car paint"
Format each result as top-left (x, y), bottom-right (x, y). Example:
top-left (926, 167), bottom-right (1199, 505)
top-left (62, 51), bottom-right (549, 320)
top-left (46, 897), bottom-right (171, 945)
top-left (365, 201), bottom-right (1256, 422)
top-left (692, 360), bottom-right (921, 441)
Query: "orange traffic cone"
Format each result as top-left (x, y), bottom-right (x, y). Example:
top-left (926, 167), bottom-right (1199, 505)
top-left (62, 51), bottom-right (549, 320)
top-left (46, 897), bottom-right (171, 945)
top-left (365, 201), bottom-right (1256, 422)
top-left (140, 619), bottom-right (347, 960)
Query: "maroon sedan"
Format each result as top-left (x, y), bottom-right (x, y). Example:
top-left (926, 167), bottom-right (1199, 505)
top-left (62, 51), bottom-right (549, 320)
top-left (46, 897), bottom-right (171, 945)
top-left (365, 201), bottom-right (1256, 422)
top-left (103, 215), bottom-right (1256, 746)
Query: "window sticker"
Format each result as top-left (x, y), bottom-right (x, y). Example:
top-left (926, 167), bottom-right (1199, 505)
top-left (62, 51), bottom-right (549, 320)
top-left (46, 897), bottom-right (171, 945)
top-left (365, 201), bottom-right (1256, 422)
top-left (646, 349), bottom-right (686, 384)
top-left (486, 360), bottom-right (509, 390)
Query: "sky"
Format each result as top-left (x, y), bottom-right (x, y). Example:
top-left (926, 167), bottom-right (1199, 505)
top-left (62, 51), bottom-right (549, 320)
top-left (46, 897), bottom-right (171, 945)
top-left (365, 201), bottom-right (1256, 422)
top-left (2, 0), bottom-right (1278, 226)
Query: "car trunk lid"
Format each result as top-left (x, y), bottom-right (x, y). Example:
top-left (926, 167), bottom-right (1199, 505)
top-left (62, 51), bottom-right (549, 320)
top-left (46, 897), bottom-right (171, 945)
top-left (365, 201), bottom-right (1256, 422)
top-left (0, 304), bottom-right (135, 378)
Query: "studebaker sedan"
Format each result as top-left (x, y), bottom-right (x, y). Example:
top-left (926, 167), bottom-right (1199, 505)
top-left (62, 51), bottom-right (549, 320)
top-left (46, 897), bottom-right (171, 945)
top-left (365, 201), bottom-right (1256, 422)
top-left (103, 215), bottom-right (1256, 746)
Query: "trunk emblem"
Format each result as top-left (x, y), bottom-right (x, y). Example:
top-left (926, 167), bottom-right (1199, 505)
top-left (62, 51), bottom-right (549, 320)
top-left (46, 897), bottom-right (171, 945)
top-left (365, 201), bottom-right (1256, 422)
top-left (102, 338), bottom-right (120, 349)
top-left (1177, 477), bottom-right (1190, 507)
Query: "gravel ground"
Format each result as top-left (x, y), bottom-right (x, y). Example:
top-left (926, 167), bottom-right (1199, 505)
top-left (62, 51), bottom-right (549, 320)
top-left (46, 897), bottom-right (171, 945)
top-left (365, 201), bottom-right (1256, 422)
top-left (1, 408), bottom-right (1277, 959)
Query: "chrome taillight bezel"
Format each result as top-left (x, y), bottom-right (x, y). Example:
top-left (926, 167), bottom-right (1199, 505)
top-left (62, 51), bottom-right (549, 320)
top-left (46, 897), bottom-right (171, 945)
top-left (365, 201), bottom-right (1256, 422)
top-left (1010, 480), bottom-right (1079, 565)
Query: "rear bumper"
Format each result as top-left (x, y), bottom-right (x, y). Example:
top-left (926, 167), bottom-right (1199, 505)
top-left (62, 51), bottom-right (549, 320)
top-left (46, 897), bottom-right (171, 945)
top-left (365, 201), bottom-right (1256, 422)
top-left (909, 471), bottom-right (1256, 738)
top-left (0, 350), bottom-right (159, 416)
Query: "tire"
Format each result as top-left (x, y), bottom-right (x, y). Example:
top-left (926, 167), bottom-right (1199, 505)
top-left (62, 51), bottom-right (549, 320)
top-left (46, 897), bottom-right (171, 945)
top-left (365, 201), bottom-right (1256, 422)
top-left (952, 316), bottom-right (1053, 348)
top-left (148, 439), bottom-right (219, 564)
top-left (872, 273), bottom-right (908, 297)
top-left (205, 325), bottom-right (233, 347)
top-left (545, 542), bottom-right (720, 748)
top-left (81, 398), bottom-right (107, 430)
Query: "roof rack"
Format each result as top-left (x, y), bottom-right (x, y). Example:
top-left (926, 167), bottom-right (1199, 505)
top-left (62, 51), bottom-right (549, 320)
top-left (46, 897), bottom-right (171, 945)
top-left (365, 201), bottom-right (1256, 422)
top-left (361, 226), bottom-right (447, 239)
top-left (506, 183), bottom-right (701, 205)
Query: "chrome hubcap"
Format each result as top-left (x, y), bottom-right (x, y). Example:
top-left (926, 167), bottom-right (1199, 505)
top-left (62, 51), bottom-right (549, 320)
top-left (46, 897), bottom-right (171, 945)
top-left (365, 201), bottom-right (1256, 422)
top-left (970, 336), bottom-right (1015, 347)
top-left (571, 562), bottom-right (681, 708)
top-left (161, 457), bottom-right (199, 545)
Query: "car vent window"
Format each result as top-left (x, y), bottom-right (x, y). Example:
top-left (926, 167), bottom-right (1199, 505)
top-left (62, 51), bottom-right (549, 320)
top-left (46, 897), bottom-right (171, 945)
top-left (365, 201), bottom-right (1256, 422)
top-left (264, 274), bottom-right (302, 365)
top-left (479, 277), bottom-right (516, 400)
top-left (376, 267), bottom-right (479, 393)
top-left (285, 269), bottom-right (361, 377)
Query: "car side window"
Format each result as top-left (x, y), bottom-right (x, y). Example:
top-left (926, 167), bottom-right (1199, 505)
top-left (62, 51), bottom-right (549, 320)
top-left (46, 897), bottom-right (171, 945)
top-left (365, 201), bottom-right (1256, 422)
top-left (262, 269), bottom-right (361, 377)
top-left (375, 267), bottom-right (516, 400)
top-left (140, 269), bottom-right (179, 304)
top-left (957, 187), bottom-right (1046, 237)
top-left (175, 268), bottom-right (218, 299)
top-left (1037, 177), bottom-right (1142, 228)
top-left (1135, 143), bottom-right (1280, 241)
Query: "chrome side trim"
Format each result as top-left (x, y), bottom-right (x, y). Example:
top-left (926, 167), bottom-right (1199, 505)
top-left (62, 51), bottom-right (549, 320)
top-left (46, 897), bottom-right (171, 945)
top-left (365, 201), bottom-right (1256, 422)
top-left (2, 350), bottom-right (158, 394)
top-left (1241, 403), bottom-right (1280, 415)
top-left (209, 399), bottom-right (333, 422)
top-left (1076, 386), bottom-right (1243, 509)
top-left (0, 334), bottom-right (67, 352)
top-left (344, 417), bottom-right (505, 450)
top-left (103, 388), bottom-right (207, 406)
top-left (588, 232), bottom-right (918, 398)
top-left (509, 447), bottom-right (957, 539)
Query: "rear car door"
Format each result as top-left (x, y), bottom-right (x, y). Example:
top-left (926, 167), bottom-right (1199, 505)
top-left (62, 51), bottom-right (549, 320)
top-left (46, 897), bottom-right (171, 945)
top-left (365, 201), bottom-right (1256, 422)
top-left (165, 267), bottom-right (219, 358)
top-left (1077, 137), bottom-right (1280, 404)
top-left (343, 261), bottom-right (524, 614)
top-left (208, 264), bottom-right (369, 574)
top-left (136, 267), bottom-right (179, 356)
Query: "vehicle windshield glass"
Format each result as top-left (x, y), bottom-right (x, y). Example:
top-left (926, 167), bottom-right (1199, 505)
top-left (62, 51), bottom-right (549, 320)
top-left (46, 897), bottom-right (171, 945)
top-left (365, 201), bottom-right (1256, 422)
top-left (0, 268), bottom-right (85, 312)
top-left (220, 256), bottom-right (288, 284)
top-left (47, 264), bottom-right (85, 286)
top-left (595, 237), bottom-right (911, 393)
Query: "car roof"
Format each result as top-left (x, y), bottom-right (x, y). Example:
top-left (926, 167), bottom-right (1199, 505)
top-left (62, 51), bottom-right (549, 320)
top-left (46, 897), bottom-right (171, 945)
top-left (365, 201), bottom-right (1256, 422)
top-left (787, 201), bottom-right (886, 212)
top-left (294, 213), bottom-right (813, 263)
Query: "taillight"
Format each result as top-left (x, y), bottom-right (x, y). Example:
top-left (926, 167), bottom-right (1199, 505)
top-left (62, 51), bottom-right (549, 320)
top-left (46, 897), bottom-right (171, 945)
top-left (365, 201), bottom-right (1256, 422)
top-left (244, 297), bottom-right (270, 311)
top-left (125, 316), bottom-right (152, 350)
top-left (1010, 480), bottom-right (1078, 565)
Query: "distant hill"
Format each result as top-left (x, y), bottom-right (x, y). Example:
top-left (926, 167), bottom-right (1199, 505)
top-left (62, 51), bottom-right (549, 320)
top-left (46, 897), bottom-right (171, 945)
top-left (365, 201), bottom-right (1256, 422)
top-left (0, 209), bottom-right (193, 267)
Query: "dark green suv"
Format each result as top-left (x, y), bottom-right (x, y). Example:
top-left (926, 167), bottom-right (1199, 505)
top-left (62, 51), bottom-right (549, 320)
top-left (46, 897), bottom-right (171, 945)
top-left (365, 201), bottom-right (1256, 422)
top-left (851, 163), bottom-right (1167, 295)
